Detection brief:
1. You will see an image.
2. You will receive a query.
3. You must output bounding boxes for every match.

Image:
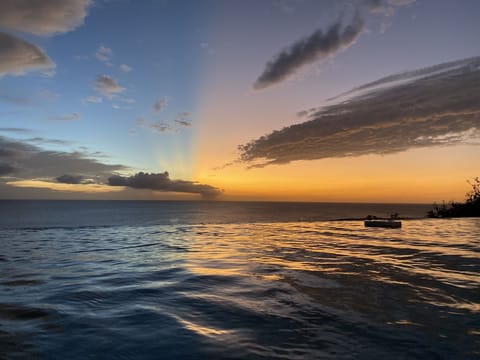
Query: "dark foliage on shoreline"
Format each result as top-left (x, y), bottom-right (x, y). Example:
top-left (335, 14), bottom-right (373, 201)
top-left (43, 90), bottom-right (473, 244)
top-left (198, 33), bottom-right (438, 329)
top-left (427, 178), bottom-right (480, 218)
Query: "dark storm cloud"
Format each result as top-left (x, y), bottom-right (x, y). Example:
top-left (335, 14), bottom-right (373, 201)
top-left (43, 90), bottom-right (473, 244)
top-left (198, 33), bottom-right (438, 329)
top-left (0, 0), bottom-right (92, 36)
top-left (108, 172), bottom-right (222, 199)
top-left (0, 164), bottom-right (15, 175)
top-left (240, 57), bottom-right (480, 167)
top-left (0, 32), bottom-right (54, 76)
top-left (0, 136), bottom-right (127, 179)
top-left (0, 149), bottom-right (16, 158)
top-left (56, 174), bottom-right (86, 184)
top-left (253, 16), bottom-right (365, 90)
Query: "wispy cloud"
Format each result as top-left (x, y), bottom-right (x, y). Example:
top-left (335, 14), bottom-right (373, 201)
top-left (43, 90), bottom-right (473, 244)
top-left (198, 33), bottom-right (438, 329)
top-left (240, 57), bottom-right (480, 167)
top-left (135, 111), bottom-right (192, 134)
top-left (49, 113), bottom-right (80, 121)
top-left (328, 57), bottom-right (478, 101)
top-left (108, 172), bottom-right (222, 199)
top-left (272, 0), bottom-right (304, 14)
top-left (0, 127), bottom-right (34, 134)
top-left (74, 54), bottom-right (89, 61)
top-left (153, 97), bottom-right (168, 112)
top-left (0, 32), bottom-right (55, 77)
top-left (0, 0), bottom-right (92, 36)
top-left (82, 95), bottom-right (102, 104)
top-left (94, 75), bottom-right (125, 97)
top-left (149, 122), bottom-right (170, 133)
top-left (253, 15), bottom-right (365, 90)
top-left (0, 91), bottom-right (32, 105)
top-left (174, 112), bottom-right (192, 127)
top-left (26, 137), bottom-right (73, 146)
top-left (388, 0), bottom-right (415, 6)
top-left (42, 68), bottom-right (56, 78)
top-left (37, 89), bottom-right (59, 101)
top-left (365, 0), bottom-right (416, 14)
top-left (121, 98), bottom-right (135, 104)
top-left (119, 64), bottom-right (132, 73)
top-left (96, 45), bottom-right (112, 62)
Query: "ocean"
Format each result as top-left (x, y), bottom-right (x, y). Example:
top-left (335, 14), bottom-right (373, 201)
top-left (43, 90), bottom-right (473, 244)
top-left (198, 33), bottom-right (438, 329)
top-left (0, 200), bottom-right (478, 359)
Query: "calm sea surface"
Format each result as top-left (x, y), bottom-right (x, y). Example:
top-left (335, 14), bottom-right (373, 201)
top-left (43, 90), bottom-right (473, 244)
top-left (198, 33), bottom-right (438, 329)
top-left (0, 201), bottom-right (479, 359)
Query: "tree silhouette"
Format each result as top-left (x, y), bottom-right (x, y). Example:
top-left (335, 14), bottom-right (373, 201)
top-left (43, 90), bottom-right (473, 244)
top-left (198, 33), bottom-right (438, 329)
top-left (427, 177), bottom-right (480, 218)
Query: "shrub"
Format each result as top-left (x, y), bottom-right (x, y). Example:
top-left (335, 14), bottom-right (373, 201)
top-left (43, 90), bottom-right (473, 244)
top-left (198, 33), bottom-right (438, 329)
top-left (427, 177), bottom-right (480, 218)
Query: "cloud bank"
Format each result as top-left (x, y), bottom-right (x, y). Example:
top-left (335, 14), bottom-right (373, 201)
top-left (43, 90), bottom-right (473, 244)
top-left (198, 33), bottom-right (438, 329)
top-left (0, 137), bottom-right (222, 199)
top-left (240, 57), bottom-right (480, 167)
top-left (108, 172), bottom-right (222, 199)
top-left (0, 136), bottom-right (126, 181)
top-left (0, 32), bottom-right (54, 76)
top-left (254, 16), bottom-right (365, 89)
top-left (0, 0), bottom-right (91, 35)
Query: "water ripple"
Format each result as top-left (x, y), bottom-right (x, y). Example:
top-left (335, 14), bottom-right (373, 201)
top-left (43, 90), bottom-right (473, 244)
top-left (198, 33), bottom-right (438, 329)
top-left (0, 218), bottom-right (479, 359)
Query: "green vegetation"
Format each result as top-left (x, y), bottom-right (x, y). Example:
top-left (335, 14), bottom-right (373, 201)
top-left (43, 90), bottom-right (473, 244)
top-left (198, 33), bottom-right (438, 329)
top-left (427, 177), bottom-right (480, 218)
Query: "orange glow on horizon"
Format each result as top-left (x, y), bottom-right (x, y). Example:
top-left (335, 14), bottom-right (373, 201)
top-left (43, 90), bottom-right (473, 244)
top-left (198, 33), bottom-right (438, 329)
top-left (7, 180), bottom-right (125, 194)
top-left (193, 142), bottom-right (479, 203)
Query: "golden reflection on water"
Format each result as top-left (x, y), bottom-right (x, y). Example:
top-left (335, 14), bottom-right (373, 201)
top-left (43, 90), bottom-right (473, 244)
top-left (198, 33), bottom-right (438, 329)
top-left (172, 314), bottom-right (232, 337)
top-left (183, 219), bottom-right (480, 313)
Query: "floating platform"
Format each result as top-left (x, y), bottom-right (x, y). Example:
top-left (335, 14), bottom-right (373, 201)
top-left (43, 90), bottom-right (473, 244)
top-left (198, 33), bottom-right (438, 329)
top-left (364, 220), bottom-right (402, 228)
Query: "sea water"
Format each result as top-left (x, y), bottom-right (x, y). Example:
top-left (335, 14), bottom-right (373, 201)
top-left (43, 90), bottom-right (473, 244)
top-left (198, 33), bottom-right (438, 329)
top-left (0, 201), bottom-right (479, 359)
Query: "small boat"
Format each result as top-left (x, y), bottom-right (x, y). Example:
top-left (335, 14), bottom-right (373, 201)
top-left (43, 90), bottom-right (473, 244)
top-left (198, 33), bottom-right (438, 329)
top-left (364, 214), bottom-right (402, 228)
top-left (364, 219), bottom-right (402, 228)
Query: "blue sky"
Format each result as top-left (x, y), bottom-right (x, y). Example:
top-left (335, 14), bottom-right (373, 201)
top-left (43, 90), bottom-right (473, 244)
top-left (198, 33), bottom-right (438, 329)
top-left (1, 1), bottom-right (209, 175)
top-left (0, 0), bottom-right (479, 201)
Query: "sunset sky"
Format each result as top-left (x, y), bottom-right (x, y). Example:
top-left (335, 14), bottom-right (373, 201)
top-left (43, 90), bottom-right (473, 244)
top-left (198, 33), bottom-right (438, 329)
top-left (1, 0), bottom-right (479, 202)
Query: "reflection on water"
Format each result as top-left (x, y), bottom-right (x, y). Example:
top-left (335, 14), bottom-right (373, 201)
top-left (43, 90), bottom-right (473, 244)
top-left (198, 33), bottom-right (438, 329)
top-left (0, 218), bottom-right (479, 359)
